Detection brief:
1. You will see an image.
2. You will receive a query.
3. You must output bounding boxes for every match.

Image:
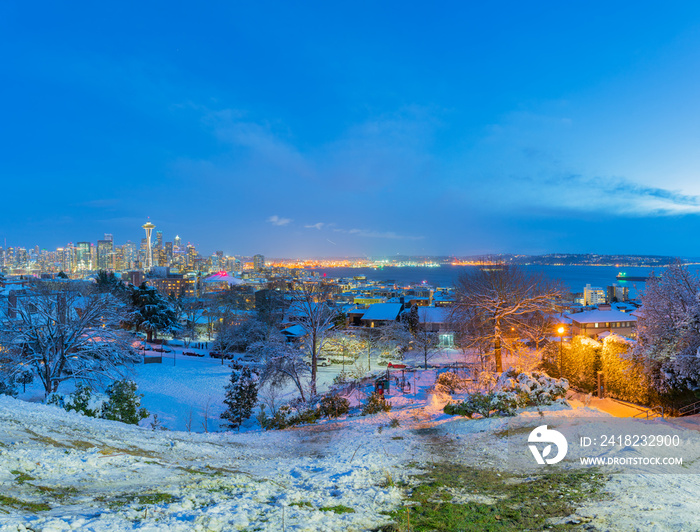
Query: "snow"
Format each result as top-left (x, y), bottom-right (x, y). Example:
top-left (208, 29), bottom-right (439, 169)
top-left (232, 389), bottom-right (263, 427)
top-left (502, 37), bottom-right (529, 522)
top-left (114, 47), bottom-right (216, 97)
top-left (567, 309), bottom-right (638, 324)
top-left (6, 347), bottom-right (700, 530)
top-left (359, 303), bottom-right (403, 322)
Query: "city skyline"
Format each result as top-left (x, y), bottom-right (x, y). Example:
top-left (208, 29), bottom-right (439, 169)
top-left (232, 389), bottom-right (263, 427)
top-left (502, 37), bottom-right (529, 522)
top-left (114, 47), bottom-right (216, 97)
top-left (5, 3), bottom-right (700, 257)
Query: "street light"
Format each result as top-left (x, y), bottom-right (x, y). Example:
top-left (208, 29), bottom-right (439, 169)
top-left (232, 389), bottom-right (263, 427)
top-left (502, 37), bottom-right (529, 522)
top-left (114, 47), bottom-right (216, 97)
top-left (557, 326), bottom-right (565, 377)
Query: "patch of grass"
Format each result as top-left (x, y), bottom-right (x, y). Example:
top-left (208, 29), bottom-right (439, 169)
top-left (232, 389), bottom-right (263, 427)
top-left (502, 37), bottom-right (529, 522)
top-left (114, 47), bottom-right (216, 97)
top-left (391, 436), bottom-right (404, 440)
top-left (136, 493), bottom-right (176, 505)
top-left (98, 445), bottom-right (160, 459)
top-left (24, 429), bottom-right (66, 449)
top-left (101, 491), bottom-right (176, 509)
top-left (34, 485), bottom-right (78, 500)
top-left (10, 470), bottom-right (35, 484)
top-left (70, 440), bottom-right (95, 450)
top-left (289, 501), bottom-right (313, 508)
top-left (0, 494), bottom-right (51, 512)
top-left (319, 504), bottom-right (355, 514)
top-left (376, 462), bottom-right (605, 531)
top-left (389, 418), bottom-right (401, 428)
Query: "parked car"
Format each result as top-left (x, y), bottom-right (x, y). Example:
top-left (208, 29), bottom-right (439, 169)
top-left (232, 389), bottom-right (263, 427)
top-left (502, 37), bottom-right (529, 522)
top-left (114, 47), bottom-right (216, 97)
top-left (239, 354), bottom-right (256, 363)
top-left (317, 357), bottom-right (331, 367)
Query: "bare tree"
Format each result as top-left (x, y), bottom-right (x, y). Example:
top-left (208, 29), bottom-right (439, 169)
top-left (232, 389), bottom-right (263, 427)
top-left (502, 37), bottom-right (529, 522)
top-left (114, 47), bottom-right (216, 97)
top-left (253, 339), bottom-right (310, 402)
top-left (450, 264), bottom-right (564, 372)
top-left (289, 283), bottom-right (339, 395)
top-left (0, 285), bottom-right (139, 396)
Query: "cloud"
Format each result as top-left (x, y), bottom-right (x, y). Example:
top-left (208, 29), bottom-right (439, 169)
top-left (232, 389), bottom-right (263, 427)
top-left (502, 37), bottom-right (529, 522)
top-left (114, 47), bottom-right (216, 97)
top-left (267, 215), bottom-right (292, 226)
top-left (304, 222), bottom-right (324, 230)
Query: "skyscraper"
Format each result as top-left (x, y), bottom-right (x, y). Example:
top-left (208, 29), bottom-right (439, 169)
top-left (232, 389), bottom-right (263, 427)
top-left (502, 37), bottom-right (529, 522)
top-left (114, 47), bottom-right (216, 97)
top-left (96, 239), bottom-right (114, 271)
top-left (76, 242), bottom-right (91, 271)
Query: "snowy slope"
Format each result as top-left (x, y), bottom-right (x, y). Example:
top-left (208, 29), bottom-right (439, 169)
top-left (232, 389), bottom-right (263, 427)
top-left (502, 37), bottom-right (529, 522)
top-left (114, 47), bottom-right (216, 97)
top-left (5, 366), bottom-right (700, 531)
top-left (0, 396), bottom-right (409, 531)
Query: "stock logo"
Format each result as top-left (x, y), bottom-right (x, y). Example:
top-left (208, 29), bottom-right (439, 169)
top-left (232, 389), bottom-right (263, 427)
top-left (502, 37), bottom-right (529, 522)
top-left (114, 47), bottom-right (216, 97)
top-left (528, 425), bottom-right (568, 465)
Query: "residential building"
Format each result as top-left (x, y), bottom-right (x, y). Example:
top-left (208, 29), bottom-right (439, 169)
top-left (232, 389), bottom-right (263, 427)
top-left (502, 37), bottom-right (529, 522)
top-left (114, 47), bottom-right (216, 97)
top-left (568, 309), bottom-right (637, 339)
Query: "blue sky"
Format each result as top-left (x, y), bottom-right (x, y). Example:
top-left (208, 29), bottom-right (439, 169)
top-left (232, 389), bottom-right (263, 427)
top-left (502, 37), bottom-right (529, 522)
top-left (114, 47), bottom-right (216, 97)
top-left (4, 2), bottom-right (700, 258)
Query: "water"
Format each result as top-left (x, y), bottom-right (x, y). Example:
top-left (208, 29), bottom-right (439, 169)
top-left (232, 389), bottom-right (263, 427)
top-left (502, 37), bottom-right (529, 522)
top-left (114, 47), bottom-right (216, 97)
top-left (311, 264), bottom-right (700, 297)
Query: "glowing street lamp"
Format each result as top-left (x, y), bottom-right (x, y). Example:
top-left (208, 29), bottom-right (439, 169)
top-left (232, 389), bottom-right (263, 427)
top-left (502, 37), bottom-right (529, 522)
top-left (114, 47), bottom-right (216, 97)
top-left (557, 326), bottom-right (565, 377)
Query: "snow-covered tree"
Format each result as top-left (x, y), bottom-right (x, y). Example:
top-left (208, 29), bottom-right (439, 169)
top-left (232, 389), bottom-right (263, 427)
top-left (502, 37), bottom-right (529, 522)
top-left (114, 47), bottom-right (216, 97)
top-left (288, 283), bottom-right (339, 395)
top-left (635, 261), bottom-right (700, 392)
top-left (215, 317), bottom-right (271, 354)
top-left (321, 332), bottom-right (364, 367)
top-left (450, 264), bottom-right (564, 372)
top-left (254, 338), bottom-right (310, 402)
top-left (379, 320), bottom-right (414, 358)
top-left (127, 283), bottom-right (180, 342)
top-left (0, 285), bottom-right (140, 396)
top-left (101, 379), bottom-right (149, 425)
top-left (221, 364), bottom-right (258, 431)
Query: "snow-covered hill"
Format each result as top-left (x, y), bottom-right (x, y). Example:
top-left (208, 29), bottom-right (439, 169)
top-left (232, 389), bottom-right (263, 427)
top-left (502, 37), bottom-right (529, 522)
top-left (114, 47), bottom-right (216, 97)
top-left (4, 382), bottom-right (700, 531)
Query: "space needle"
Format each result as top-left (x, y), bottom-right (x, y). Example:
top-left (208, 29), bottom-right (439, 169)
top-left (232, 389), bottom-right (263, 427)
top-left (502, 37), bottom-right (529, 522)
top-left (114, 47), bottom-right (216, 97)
top-left (142, 219), bottom-right (156, 270)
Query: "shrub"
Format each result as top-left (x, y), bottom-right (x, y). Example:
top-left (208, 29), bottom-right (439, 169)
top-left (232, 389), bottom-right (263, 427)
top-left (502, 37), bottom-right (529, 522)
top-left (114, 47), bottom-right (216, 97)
top-left (443, 391), bottom-right (510, 418)
top-left (261, 399), bottom-right (321, 430)
top-left (101, 380), bottom-right (149, 425)
top-left (435, 371), bottom-right (469, 394)
top-left (361, 392), bottom-right (392, 415)
top-left (64, 383), bottom-right (100, 418)
top-left (443, 370), bottom-right (569, 418)
top-left (601, 335), bottom-right (650, 404)
top-left (318, 394), bottom-right (350, 418)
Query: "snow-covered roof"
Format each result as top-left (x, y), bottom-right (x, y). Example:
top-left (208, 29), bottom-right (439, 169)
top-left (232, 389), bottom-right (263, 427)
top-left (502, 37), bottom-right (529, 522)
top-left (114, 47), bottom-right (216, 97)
top-left (361, 303), bottom-right (403, 322)
top-left (417, 306), bottom-right (450, 324)
top-left (280, 324), bottom-right (308, 338)
top-left (567, 309), bottom-right (637, 324)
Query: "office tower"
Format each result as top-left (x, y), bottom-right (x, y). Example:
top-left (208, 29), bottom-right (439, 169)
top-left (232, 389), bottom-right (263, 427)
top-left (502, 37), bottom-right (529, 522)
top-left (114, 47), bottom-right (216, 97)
top-left (174, 235), bottom-right (181, 250)
top-left (122, 241), bottom-right (138, 270)
top-left (165, 242), bottom-right (173, 265)
top-left (96, 239), bottom-right (114, 271)
top-left (76, 242), bottom-right (91, 271)
top-left (156, 231), bottom-right (163, 249)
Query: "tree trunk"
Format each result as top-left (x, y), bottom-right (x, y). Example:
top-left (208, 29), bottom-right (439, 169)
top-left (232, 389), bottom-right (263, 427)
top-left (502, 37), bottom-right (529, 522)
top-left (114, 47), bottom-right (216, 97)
top-left (310, 334), bottom-right (318, 397)
top-left (494, 318), bottom-right (502, 372)
top-left (494, 337), bottom-right (503, 373)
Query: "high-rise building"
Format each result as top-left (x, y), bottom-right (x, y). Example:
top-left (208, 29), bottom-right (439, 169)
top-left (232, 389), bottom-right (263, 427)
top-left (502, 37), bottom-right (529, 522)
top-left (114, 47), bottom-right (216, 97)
top-left (122, 241), bottom-right (138, 270)
top-left (174, 235), bottom-right (181, 251)
top-left (186, 244), bottom-right (197, 268)
top-left (76, 242), bottom-right (91, 271)
top-left (583, 284), bottom-right (606, 306)
top-left (96, 239), bottom-right (114, 271)
top-left (156, 231), bottom-right (163, 249)
top-left (165, 242), bottom-right (173, 265)
top-left (253, 254), bottom-right (265, 271)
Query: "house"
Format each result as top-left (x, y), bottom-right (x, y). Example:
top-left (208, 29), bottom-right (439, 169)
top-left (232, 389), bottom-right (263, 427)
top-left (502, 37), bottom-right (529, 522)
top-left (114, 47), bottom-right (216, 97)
top-left (416, 306), bottom-right (454, 347)
top-left (568, 309), bottom-right (637, 339)
top-left (360, 303), bottom-right (403, 327)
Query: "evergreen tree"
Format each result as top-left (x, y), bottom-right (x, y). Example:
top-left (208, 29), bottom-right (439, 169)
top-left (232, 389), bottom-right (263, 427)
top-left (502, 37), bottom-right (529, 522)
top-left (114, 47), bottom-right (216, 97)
top-left (101, 379), bottom-right (149, 425)
top-left (221, 364), bottom-right (258, 431)
top-left (128, 283), bottom-right (180, 342)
